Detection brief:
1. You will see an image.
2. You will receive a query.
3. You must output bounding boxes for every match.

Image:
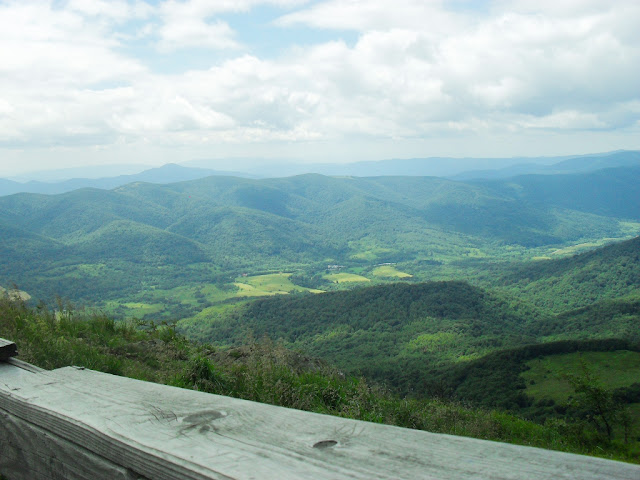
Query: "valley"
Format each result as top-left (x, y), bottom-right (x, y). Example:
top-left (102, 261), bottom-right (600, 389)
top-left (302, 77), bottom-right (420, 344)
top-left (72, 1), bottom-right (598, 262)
top-left (3, 2), bottom-right (639, 473)
top-left (1, 157), bottom-right (639, 462)
top-left (1, 165), bottom-right (639, 312)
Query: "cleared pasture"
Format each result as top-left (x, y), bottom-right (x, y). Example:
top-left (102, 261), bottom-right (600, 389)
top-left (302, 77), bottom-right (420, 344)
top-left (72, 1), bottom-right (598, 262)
top-left (235, 273), bottom-right (323, 297)
top-left (323, 273), bottom-right (371, 283)
top-left (522, 350), bottom-right (640, 403)
top-left (372, 265), bottom-right (413, 278)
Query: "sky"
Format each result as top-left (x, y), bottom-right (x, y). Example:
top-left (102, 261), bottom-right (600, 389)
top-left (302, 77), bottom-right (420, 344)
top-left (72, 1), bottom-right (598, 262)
top-left (0, 0), bottom-right (639, 176)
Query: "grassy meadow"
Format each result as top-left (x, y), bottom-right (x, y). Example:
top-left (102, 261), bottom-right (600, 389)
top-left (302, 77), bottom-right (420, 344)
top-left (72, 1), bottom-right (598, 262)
top-left (523, 351), bottom-right (640, 403)
top-left (323, 272), bottom-right (371, 283)
top-left (372, 265), bottom-right (413, 278)
top-left (234, 273), bottom-right (324, 296)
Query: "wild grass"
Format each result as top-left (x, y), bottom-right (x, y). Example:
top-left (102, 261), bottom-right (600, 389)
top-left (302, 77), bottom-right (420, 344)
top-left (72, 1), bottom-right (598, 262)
top-left (1, 295), bottom-right (637, 464)
top-left (0, 296), bottom-right (189, 382)
top-left (523, 351), bottom-right (640, 403)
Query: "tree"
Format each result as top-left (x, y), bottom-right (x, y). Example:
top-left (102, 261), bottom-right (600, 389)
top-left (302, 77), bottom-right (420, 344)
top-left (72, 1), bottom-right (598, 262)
top-left (564, 360), bottom-right (630, 442)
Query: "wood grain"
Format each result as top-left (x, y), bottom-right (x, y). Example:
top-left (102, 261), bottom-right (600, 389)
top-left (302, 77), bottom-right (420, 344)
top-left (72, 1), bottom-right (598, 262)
top-left (0, 409), bottom-right (146, 480)
top-left (1, 364), bottom-right (639, 480)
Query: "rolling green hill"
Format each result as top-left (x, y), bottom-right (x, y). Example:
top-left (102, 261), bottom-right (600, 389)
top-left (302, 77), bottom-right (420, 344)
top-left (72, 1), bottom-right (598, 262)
top-left (177, 236), bottom-right (640, 412)
top-left (477, 166), bottom-right (640, 220)
top-left (1, 167), bottom-right (638, 462)
top-left (2, 295), bottom-right (635, 463)
top-left (178, 281), bottom-right (540, 389)
top-left (0, 170), bottom-right (638, 308)
top-left (498, 236), bottom-right (640, 312)
top-left (75, 220), bottom-right (209, 264)
top-left (186, 272), bottom-right (638, 380)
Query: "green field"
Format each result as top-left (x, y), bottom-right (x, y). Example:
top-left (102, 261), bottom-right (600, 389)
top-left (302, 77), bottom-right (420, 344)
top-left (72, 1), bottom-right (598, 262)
top-left (522, 351), bottom-right (640, 403)
top-left (548, 238), bottom-right (632, 257)
top-left (235, 273), bottom-right (324, 296)
top-left (99, 273), bottom-right (327, 333)
top-left (372, 265), bottom-right (413, 278)
top-left (323, 272), bottom-right (371, 283)
top-left (101, 283), bottom-right (240, 320)
top-left (103, 301), bottom-right (164, 318)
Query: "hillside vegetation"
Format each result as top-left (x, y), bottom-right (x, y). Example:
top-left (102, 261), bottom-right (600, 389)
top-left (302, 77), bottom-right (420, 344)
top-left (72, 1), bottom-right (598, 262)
top-left (177, 237), bottom-right (640, 447)
top-left (184, 277), bottom-right (640, 397)
top-left (496, 236), bottom-right (640, 312)
top-left (182, 281), bottom-right (540, 375)
top-left (1, 169), bottom-right (639, 311)
top-left (1, 294), bottom-right (637, 463)
top-left (0, 166), bottom-right (639, 465)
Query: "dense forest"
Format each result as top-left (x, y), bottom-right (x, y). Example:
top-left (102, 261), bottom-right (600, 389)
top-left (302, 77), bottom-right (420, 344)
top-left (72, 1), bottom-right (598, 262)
top-left (1, 164), bottom-right (639, 465)
top-left (1, 167), bottom-right (639, 308)
top-left (1, 295), bottom-right (637, 463)
top-left (182, 273), bottom-right (640, 412)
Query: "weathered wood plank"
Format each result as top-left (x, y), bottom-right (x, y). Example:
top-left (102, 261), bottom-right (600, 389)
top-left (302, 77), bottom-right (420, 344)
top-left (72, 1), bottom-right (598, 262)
top-left (0, 361), bottom-right (39, 383)
top-left (0, 337), bottom-right (17, 360)
top-left (0, 408), bottom-right (146, 480)
top-left (7, 357), bottom-right (45, 373)
top-left (1, 365), bottom-right (639, 480)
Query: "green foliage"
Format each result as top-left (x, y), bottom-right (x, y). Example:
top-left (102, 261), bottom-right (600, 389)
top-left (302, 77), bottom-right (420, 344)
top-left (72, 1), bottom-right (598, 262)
top-left (182, 281), bottom-right (540, 383)
top-left (1, 296), bottom-right (637, 462)
top-left (1, 173), bottom-right (638, 308)
top-left (0, 295), bottom-right (189, 381)
top-left (497, 236), bottom-right (640, 312)
top-left (564, 362), bottom-right (634, 443)
top-left (446, 340), bottom-right (640, 411)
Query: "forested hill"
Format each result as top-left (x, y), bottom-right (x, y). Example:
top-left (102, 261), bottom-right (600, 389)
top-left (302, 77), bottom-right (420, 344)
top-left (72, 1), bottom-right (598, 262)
top-left (180, 280), bottom-right (541, 389)
top-left (475, 166), bottom-right (640, 219)
top-left (498, 235), bottom-right (640, 312)
top-left (185, 277), bottom-right (638, 394)
top-left (182, 235), bottom-right (640, 401)
top-left (0, 168), bottom-right (639, 304)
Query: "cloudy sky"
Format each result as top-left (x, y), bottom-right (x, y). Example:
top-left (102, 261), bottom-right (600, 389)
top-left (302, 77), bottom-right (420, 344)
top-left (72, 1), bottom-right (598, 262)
top-left (1, 0), bottom-right (639, 176)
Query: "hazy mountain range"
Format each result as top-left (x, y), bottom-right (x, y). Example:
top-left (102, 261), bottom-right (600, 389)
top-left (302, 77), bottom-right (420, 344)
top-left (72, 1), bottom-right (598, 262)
top-left (0, 164), bottom-right (255, 196)
top-left (2, 150), bottom-right (638, 197)
top-left (1, 163), bottom-right (638, 304)
top-left (1, 150), bottom-right (639, 454)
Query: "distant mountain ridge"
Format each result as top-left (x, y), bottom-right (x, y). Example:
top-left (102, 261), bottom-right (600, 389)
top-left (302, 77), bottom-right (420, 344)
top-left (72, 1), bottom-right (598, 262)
top-left (185, 150), bottom-right (640, 179)
top-left (3, 150), bottom-right (639, 196)
top-left (476, 165), bottom-right (640, 220)
top-left (451, 151), bottom-right (640, 180)
top-left (1, 167), bottom-right (638, 305)
top-left (0, 164), bottom-right (254, 196)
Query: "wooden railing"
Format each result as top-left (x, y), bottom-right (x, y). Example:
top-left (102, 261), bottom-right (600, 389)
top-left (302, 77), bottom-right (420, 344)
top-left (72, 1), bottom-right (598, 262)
top-left (1, 337), bottom-right (639, 479)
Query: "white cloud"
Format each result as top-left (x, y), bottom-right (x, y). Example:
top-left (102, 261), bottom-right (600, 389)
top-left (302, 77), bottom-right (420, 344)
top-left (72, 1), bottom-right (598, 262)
top-left (156, 0), bottom-right (307, 51)
top-left (0, 2), bottom-right (146, 86)
top-left (65, 0), bottom-right (153, 22)
top-left (517, 110), bottom-right (607, 130)
top-left (157, 17), bottom-right (240, 51)
top-left (0, 0), bottom-right (639, 173)
top-left (276, 0), bottom-right (464, 33)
